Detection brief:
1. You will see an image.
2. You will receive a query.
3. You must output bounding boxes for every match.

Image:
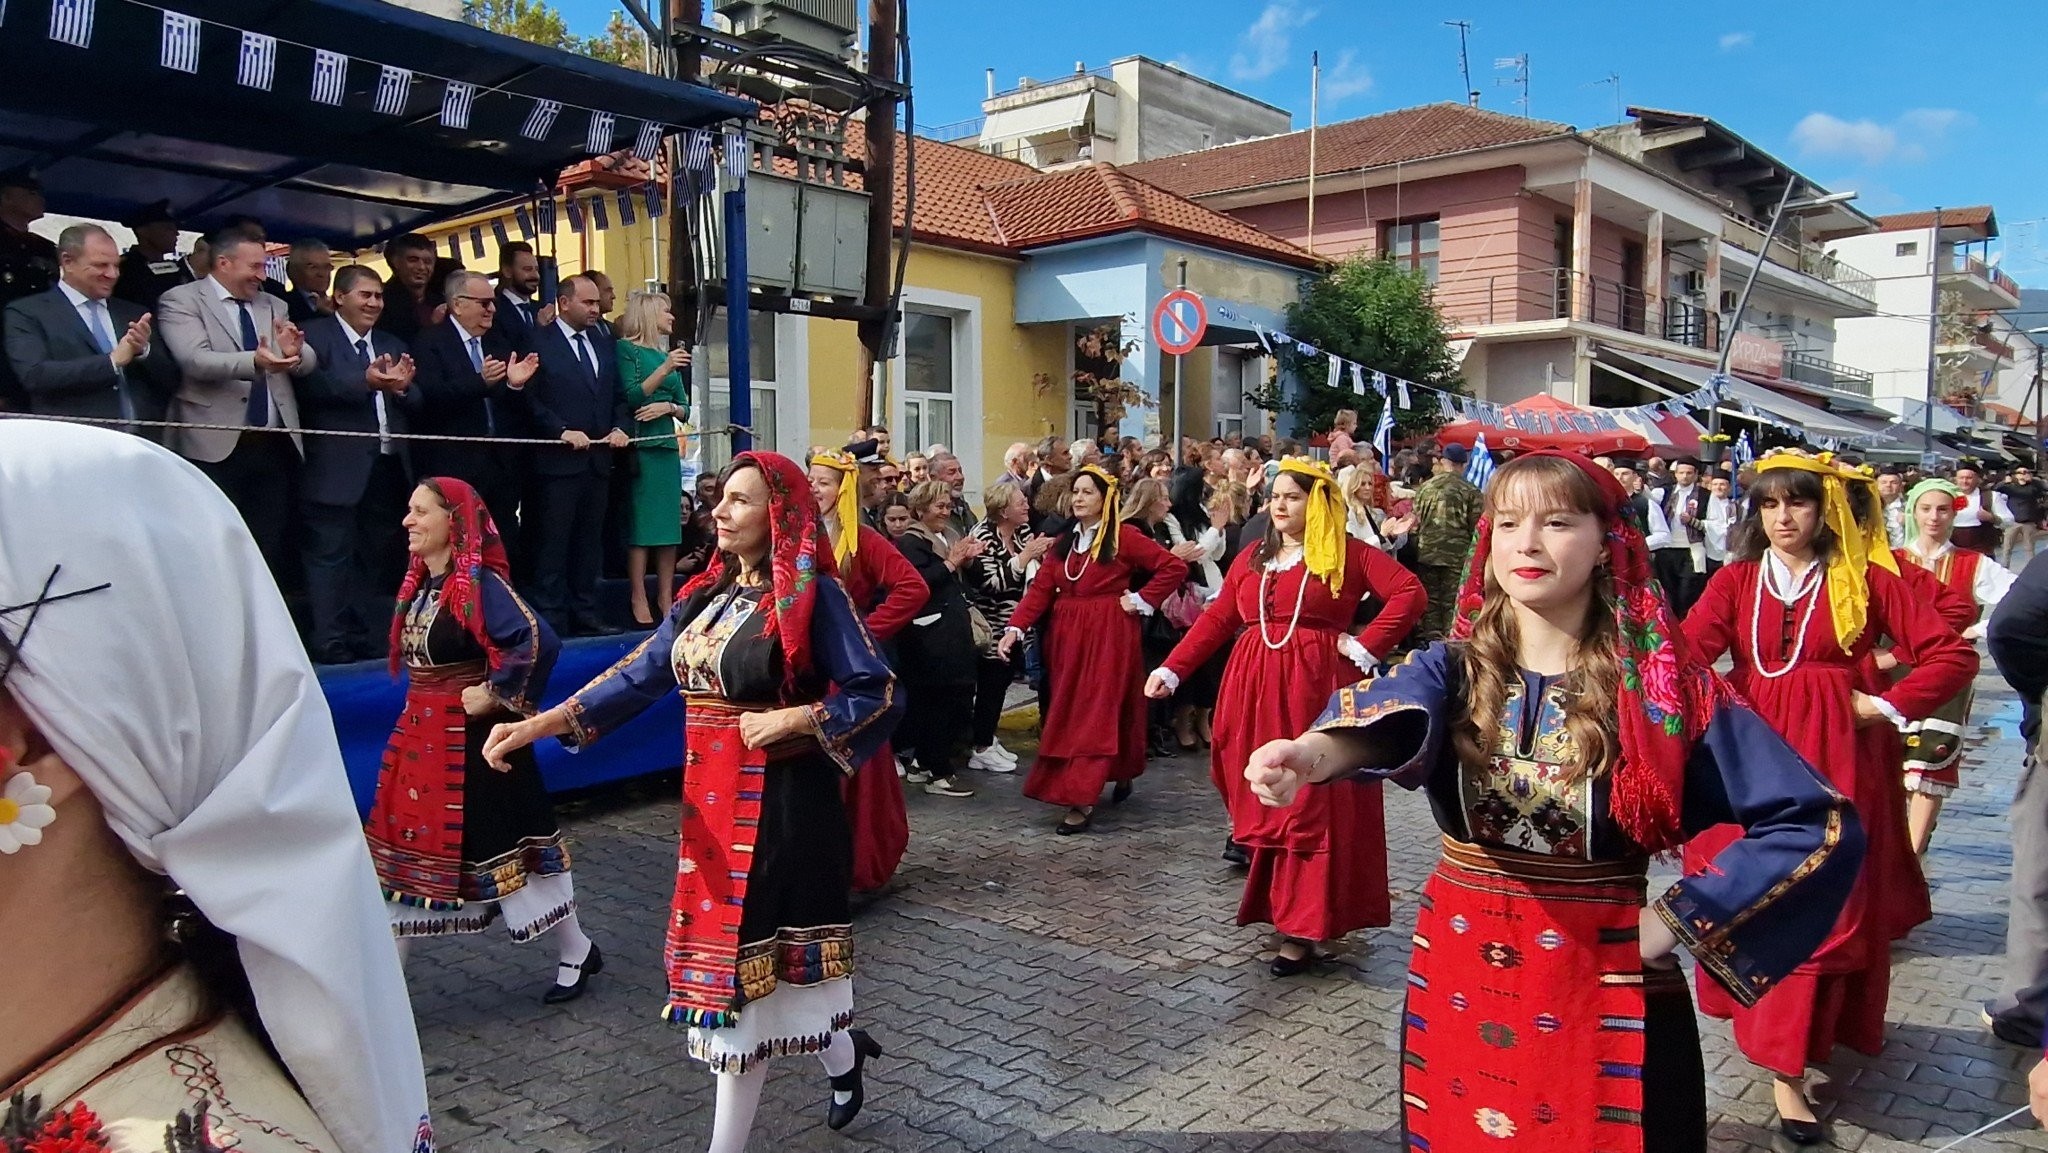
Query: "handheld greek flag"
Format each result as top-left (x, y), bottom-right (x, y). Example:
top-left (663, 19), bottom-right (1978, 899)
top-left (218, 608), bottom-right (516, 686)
top-left (440, 81), bottom-right (475, 130)
top-left (1373, 398), bottom-right (1395, 463)
top-left (159, 11), bottom-right (199, 72)
top-left (375, 65), bottom-right (412, 116)
top-left (237, 31), bottom-right (276, 90)
top-left (1465, 433), bottom-right (1496, 489)
top-left (634, 120), bottom-right (664, 161)
top-left (49, 0), bottom-right (93, 47)
top-left (585, 110), bottom-right (615, 156)
top-left (311, 50), bottom-right (348, 106)
top-left (522, 99), bottom-right (562, 141)
top-left (1733, 431), bottom-right (1755, 471)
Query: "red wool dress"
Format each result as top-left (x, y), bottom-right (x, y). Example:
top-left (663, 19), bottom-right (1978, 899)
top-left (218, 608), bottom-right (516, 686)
top-left (1162, 538), bottom-right (1425, 939)
top-left (1886, 546), bottom-right (1984, 797)
top-left (1682, 560), bottom-right (1976, 1075)
top-left (836, 523), bottom-right (929, 891)
top-left (1008, 522), bottom-right (1187, 809)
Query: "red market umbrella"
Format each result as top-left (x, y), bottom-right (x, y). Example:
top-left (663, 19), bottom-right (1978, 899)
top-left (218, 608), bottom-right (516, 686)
top-left (1436, 393), bottom-right (1651, 456)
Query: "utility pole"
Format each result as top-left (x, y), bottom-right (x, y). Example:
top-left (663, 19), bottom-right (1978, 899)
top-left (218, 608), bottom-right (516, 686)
top-left (1922, 207), bottom-right (1943, 465)
top-left (855, 0), bottom-right (901, 429)
top-left (1444, 21), bottom-right (1477, 106)
top-left (666, 0), bottom-right (701, 343)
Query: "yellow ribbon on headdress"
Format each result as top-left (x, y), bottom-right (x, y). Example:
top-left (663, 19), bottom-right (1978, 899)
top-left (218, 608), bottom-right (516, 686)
top-left (1757, 451), bottom-right (1882, 647)
top-left (1834, 458), bottom-right (1898, 576)
top-left (1277, 457), bottom-right (1348, 594)
top-left (1079, 463), bottom-right (1122, 559)
top-left (812, 451), bottom-right (863, 566)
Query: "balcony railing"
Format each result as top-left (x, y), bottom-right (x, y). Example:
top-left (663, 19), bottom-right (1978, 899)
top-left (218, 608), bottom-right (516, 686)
top-left (919, 116), bottom-right (985, 143)
top-left (1782, 350), bottom-right (1873, 397)
top-left (1722, 213), bottom-right (1877, 303)
top-left (1436, 267), bottom-right (1718, 351)
top-left (1947, 253), bottom-right (2022, 300)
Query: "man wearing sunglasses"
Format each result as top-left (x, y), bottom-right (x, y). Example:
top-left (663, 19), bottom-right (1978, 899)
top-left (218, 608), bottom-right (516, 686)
top-left (411, 268), bottom-right (538, 554)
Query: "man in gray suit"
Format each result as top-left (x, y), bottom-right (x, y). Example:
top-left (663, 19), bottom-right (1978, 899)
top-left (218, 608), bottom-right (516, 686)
top-left (157, 228), bottom-right (317, 583)
top-left (3, 223), bottom-right (167, 437)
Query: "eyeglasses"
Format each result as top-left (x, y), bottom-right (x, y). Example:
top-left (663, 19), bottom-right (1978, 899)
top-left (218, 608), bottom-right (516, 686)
top-left (454, 296), bottom-right (496, 308)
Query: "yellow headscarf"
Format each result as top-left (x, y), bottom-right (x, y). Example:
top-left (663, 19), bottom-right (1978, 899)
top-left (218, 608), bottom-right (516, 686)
top-left (1077, 463), bottom-right (1123, 560)
top-left (1755, 451), bottom-right (1887, 648)
top-left (811, 451), bottom-right (863, 566)
top-left (1835, 458), bottom-right (1899, 576)
top-left (1276, 457), bottom-right (1348, 594)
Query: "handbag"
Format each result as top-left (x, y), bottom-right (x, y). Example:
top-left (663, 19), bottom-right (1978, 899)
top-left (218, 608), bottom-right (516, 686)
top-left (968, 605), bottom-right (994, 653)
top-left (1162, 584), bottom-right (1205, 631)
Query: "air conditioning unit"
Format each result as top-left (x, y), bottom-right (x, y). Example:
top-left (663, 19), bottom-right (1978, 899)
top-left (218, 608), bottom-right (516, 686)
top-left (1679, 270), bottom-right (1706, 295)
top-left (1720, 290), bottom-right (1741, 312)
top-left (715, 0), bottom-right (859, 60)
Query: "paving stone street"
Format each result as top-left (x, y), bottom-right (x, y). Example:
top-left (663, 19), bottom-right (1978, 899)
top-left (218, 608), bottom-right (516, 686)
top-left (408, 668), bottom-right (2048, 1152)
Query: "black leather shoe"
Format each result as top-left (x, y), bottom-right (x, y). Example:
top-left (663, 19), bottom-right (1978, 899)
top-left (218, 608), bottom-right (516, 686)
top-left (1111, 780), bottom-right (1133, 805)
top-left (1269, 945), bottom-right (1322, 978)
top-left (826, 1028), bottom-right (883, 1130)
top-left (1774, 1114), bottom-right (1824, 1147)
top-left (1054, 811), bottom-right (1092, 835)
top-left (1222, 839), bottom-right (1250, 867)
top-left (543, 942), bottom-right (602, 1004)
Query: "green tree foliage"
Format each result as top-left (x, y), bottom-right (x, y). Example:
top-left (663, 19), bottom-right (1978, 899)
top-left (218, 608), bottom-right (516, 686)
top-left (463, 0), bottom-right (650, 71)
top-left (1249, 256), bottom-right (1468, 437)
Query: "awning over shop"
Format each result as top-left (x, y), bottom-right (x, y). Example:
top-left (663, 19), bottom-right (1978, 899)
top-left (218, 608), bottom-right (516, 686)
top-left (1436, 392), bottom-right (1651, 455)
top-left (0, 0), bottom-right (754, 245)
top-left (1601, 348), bottom-right (1874, 440)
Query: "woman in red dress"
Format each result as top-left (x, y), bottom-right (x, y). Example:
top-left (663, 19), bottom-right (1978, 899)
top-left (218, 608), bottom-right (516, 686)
top-left (1682, 451), bottom-right (1976, 1143)
top-left (811, 447), bottom-right (929, 892)
top-left (1146, 459), bottom-right (1424, 974)
top-left (996, 464), bottom-right (1187, 833)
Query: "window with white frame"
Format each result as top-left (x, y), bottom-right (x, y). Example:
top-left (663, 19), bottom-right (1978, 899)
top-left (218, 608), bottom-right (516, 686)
top-left (900, 310), bottom-right (955, 453)
top-left (1213, 349), bottom-right (1250, 438)
top-left (700, 307), bottom-right (779, 469)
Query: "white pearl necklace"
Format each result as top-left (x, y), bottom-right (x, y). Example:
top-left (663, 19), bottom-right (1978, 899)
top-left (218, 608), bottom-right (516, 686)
top-left (1258, 544), bottom-right (1312, 649)
top-left (1063, 521), bottom-right (1099, 582)
top-left (1749, 555), bottom-right (1824, 680)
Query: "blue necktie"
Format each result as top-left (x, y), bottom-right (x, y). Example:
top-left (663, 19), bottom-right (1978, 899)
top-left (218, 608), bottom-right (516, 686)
top-left (87, 302), bottom-right (135, 424)
top-left (237, 301), bottom-right (269, 428)
top-left (574, 332), bottom-right (596, 381)
top-left (468, 336), bottom-right (496, 436)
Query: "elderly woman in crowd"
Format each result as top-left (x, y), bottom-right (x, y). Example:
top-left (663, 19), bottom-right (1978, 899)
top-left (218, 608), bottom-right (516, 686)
top-left (966, 478), bottom-right (1053, 772)
top-left (894, 480), bottom-right (985, 798)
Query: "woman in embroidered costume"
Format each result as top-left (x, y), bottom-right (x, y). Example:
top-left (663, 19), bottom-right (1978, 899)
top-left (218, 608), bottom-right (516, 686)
top-left (363, 477), bottom-right (600, 1003)
top-left (1242, 450), bottom-right (1864, 1153)
top-left (1145, 459), bottom-right (1425, 975)
top-left (1891, 477), bottom-right (2015, 854)
top-left (995, 464), bottom-right (1188, 834)
top-left (482, 451), bottom-right (901, 1152)
top-left (1680, 451), bottom-right (1975, 1143)
top-left (0, 423), bottom-right (432, 1153)
top-left (810, 445), bottom-right (928, 891)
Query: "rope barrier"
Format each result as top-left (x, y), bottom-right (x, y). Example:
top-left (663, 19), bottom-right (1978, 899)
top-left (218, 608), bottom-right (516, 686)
top-left (0, 412), bottom-right (754, 446)
top-left (1926, 1105), bottom-right (2029, 1152)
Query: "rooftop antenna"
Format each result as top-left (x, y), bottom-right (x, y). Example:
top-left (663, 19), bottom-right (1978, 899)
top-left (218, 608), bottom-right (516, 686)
top-left (1587, 71), bottom-right (1621, 121)
top-left (1445, 20), bottom-right (1478, 106)
top-left (1494, 53), bottom-right (1529, 118)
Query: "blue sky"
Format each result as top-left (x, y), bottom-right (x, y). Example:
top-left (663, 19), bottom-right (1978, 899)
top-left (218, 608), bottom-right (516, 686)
top-left (557, 0), bottom-right (2048, 282)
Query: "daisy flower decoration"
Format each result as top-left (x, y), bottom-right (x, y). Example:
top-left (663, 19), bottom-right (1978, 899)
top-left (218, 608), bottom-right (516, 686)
top-left (0, 766), bottom-right (57, 853)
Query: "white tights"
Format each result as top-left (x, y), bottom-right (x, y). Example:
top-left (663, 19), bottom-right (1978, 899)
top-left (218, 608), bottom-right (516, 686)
top-left (703, 1033), bottom-right (858, 1153)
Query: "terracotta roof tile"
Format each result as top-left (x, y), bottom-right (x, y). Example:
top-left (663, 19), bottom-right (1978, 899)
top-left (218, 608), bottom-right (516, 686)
top-left (1123, 102), bottom-right (1573, 198)
top-left (980, 164), bottom-right (1316, 267)
top-left (1875, 206), bottom-right (1996, 234)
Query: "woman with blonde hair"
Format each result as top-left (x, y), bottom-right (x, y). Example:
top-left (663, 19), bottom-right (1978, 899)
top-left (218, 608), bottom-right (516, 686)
top-left (614, 289), bottom-right (691, 625)
top-left (1341, 453), bottom-right (1411, 553)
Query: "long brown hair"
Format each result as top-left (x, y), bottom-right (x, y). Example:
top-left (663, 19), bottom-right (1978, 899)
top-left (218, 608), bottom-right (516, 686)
top-left (1729, 466), bottom-right (1870, 563)
top-left (1448, 455), bottom-right (1621, 784)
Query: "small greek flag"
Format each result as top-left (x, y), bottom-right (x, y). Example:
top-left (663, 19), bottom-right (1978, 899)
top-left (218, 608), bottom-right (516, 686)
top-left (238, 31), bottom-right (276, 90)
top-left (585, 110), bottom-right (615, 155)
top-left (565, 197), bottom-right (584, 233)
top-left (725, 130), bottom-right (752, 177)
top-left (1465, 433), bottom-right (1496, 489)
top-left (590, 195), bottom-right (609, 231)
top-left (615, 188), bottom-right (637, 227)
top-left (311, 50), bottom-right (348, 106)
top-left (522, 99), bottom-right (562, 141)
top-left (1373, 398), bottom-right (1395, 463)
top-left (49, 0), bottom-right (93, 47)
top-left (375, 65), bottom-right (412, 116)
top-left (440, 81), bottom-right (475, 130)
top-left (264, 254), bottom-right (287, 282)
top-left (446, 234), bottom-right (460, 261)
top-left (1395, 380), bottom-right (1411, 409)
top-left (514, 206), bottom-right (534, 239)
top-left (491, 218), bottom-right (509, 247)
top-left (633, 120), bottom-right (663, 161)
top-left (469, 226), bottom-right (484, 258)
top-left (536, 198), bottom-right (555, 233)
top-left (160, 11), bottom-right (200, 72)
top-left (644, 184), bottom-right (664, 219)
top-left (683, 128), bottom-right (712, 173)
top-left (1733, 431), bottom-right (1755, 471)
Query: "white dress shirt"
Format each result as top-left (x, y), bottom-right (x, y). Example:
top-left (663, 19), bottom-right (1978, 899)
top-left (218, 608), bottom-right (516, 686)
top-left (337, 317), bottom-right (393, 455)
top-left (210, 276), bottom-right (280, 427)
top-left (56, 281), bottom-right (142, 369)
top-left (1952, 488), bottom-right (2015, 529)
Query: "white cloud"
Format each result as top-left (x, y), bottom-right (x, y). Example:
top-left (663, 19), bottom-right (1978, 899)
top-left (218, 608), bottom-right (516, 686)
top-left (1718, 31), bottom-right (1753, 51)
top-left (1230, 1), bottom-right (1316, 81)
top-left (1790, 108), bottom-right (1966, 166)
top-left (1320, 48), bottom-right (1372, 104)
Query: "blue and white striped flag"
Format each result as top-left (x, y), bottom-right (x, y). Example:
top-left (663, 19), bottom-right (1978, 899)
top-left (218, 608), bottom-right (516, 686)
top-left (440, 81), bottom-right (475, 129)
top-left (615, 187), bottom-right (637, 227)
top-left (590, 194), bottom-right (609, 231)
top-left (633, 120), bottom-right (664, 161)
top-left (375, 65), bottom-right (412, 115)
top-left (584, 110), bottom-right (615, 155)
top-left (1465, 433), bottom-right (1496, 489)
top-left (1733, 431), bottom-right (1755, 471)
top-left (159, 10), bottom-right (200, 72)
top-left (521, 99), bottom-right (562, 141)
top-left (683, 128), bottom-right (712, 173)
top-left (535, 197), bottom-right (555, 233)
top-left (311, 49), bottom-right (348, 106)
top-left (722, 130), bottom-right (748, 180)
top-left (643, 183), bottom-right (664, 219)
top-left (1373, 398), bottom-right (1395, 463)
top-left (49, 0), bottom-right (93, 47)
top-left (238, 31), bottom-right (276, 90)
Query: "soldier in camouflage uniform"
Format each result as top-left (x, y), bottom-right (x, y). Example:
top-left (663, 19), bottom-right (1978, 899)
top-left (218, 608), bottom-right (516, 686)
top-left (1410, 444), bottom-right (1484, 639)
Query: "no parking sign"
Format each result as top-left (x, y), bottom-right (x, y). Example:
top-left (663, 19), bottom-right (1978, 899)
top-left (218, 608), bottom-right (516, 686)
top-left (1152, 289), bottom-right (1208, 356)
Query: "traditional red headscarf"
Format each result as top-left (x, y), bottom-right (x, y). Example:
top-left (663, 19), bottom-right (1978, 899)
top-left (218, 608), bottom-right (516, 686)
top-left (389, 476), bottom-right (513, 675)
top-left (1449, 449), bottom-right (1720, 854)
top-left (677, 450), bottom-right (837, 693)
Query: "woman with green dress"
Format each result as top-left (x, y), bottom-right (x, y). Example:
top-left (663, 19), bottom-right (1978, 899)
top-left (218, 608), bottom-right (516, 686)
top-left (614, 290), bottom-right (692, 625)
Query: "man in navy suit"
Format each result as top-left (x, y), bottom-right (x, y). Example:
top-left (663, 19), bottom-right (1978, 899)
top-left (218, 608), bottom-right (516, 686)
top-left (526, 272), bottom-right (629, 636)
top-left (297, 265), bottom-right (423, 663)
top-left (3, 223), bottom-right (169, 437)
top-left (410, 269), bottom-right (536, 546)
top-left (492, 241), bottom-right (550, 348)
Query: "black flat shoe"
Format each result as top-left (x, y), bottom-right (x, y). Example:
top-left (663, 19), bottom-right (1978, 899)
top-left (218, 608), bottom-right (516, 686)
top-left (542, 942), bottom-right (603, 1004)
top-left (826, 1028), bottom-right (883, 1131)
top-left (1773, 1114), bottom-right (1824, 1147)
top-left (1054, 812), bottom-right (1092, 835)
top-left (1111, 781), bottom-right (1133, 805)
top-left (1221, 839), bottom-right (1249, 867)
top-left (1268, 949), bottom-right (1321, 978)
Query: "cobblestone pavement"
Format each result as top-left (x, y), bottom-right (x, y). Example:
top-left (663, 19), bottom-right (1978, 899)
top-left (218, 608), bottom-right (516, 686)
top-left (410, 669), bottom-right (2047, 1152)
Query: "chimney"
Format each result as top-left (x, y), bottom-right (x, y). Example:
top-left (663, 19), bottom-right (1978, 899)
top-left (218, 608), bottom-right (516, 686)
top-left (985, 68), bottom-right (995, 98)
top-left (1074, 60), bottom-right (1085, 74)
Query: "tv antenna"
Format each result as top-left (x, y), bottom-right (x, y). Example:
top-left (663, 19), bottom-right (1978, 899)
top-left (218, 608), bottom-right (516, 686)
top-left (1587, 71), bottom-right (1622, 121)
top-left (1494, 53), bottom-right (1529, 117)
top-left (1444, 20), bottom-right (1478, 106)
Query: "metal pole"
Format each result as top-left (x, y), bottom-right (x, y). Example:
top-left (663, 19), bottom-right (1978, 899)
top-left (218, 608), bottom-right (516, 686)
top-left (1922, 207), bottom-right (1942, 467)
top-left (725, 180), bottom-right (752, 453)
top-left (856, 0), bottom-right (902, 428)
top-left (1174, 259), bottom-right (1187, 457)
top-left (1703, 178), bottom-right (1798, 465)
top-left (1306, 52), bottom-right (1318, 255)
top-left (667, 0), bottom-right (700, 340)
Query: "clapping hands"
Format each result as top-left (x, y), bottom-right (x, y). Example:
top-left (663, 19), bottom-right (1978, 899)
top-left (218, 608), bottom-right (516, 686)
top-left (366, 353), bottom-right (416, 392)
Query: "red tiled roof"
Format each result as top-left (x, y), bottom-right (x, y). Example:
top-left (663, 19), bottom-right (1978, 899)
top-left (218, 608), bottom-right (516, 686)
top-left (1875, 206), bottom-right (1997, 235)
top-left (1123, 102), bottom-right (1573, 198)
top-left (981, 163), bottom-right (1317, 267)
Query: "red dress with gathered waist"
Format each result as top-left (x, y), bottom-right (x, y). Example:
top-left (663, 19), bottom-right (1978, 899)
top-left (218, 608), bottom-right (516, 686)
top-left (836, 523), bottom-right (928, 890)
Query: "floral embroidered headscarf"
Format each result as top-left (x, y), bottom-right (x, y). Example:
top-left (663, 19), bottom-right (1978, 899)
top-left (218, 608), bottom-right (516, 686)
top-left (678, 451), bottom-right (835, 693)
top-left (389, 475), bottom-right (513, 675)
top-left (1451, 449), bottom-right (1718, 853)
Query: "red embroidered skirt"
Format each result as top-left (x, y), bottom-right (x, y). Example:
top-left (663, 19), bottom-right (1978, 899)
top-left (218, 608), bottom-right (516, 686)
top-left (1402, 838), bottom-right (1704, 1153)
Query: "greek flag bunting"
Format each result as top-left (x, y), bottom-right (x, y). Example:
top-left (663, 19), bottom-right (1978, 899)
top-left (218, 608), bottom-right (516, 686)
top-left (683, 128), bottom-right (712, 173)
top-left (446, 234), bottom-right (460, 261)
top-left (49, 0), bottom-right (93, 47)
top-left (536, 198), bottom-right (555, 233)
top-left (585, 110), bottom-right (615, 155)
top-left (615, 188), bottom-right (637, 227)
top-left (1466, 433), bottom-right (1496, 489)
top-left (513, 206), bottom-right (534, 239)
top-left (1395, 380), bottom-right (1411, 409)
top-left (375, 65), bottom-right (412, 116)
top-left (159, 11), bottom-right (200, 72)
top-left (633, 120), bottom-right (664, 161)
top-left (491, 218), bottom-right (509, 247)
top-left (1733, 431), bottom-right (1755, 471)
top-left (565, 197), bottom-right (584, 233)
top-left (440, 81), bottom-right (475, 129)
top-left (722, 130), bottom-right (748, 180)
top-left (469, 226), bottom-right (483, 258)
top-left (590, 194), bottom-right (609, 231)
top-left (644, 184), bottom-right (664, 219)
top-left (522, 99), bottom-right (562, 141)
top-left (311, 50), bottom-right (348, 106)
top-left (237, 31), bottom-right (276, 90)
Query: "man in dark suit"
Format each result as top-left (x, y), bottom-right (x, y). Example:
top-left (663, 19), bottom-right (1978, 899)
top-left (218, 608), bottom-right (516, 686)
top-left (3, 223), bottom-right (169, 437)
top-left (284, 238), bottom-right (334, 324)
top-left (297, 265), bottom-right (423, 663)
top-left (410, 269), bottom-right (535, 543)
top-left (492, 240), bottom-right (550, 347)
top-left (588, 269), bottom-right (617, 339)
top-left (525, 272), bottom-right (629, 636)
top-left (113, 200), bottom-right (198, 312)
top-left (376, 232), bottom-right (444, 345)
